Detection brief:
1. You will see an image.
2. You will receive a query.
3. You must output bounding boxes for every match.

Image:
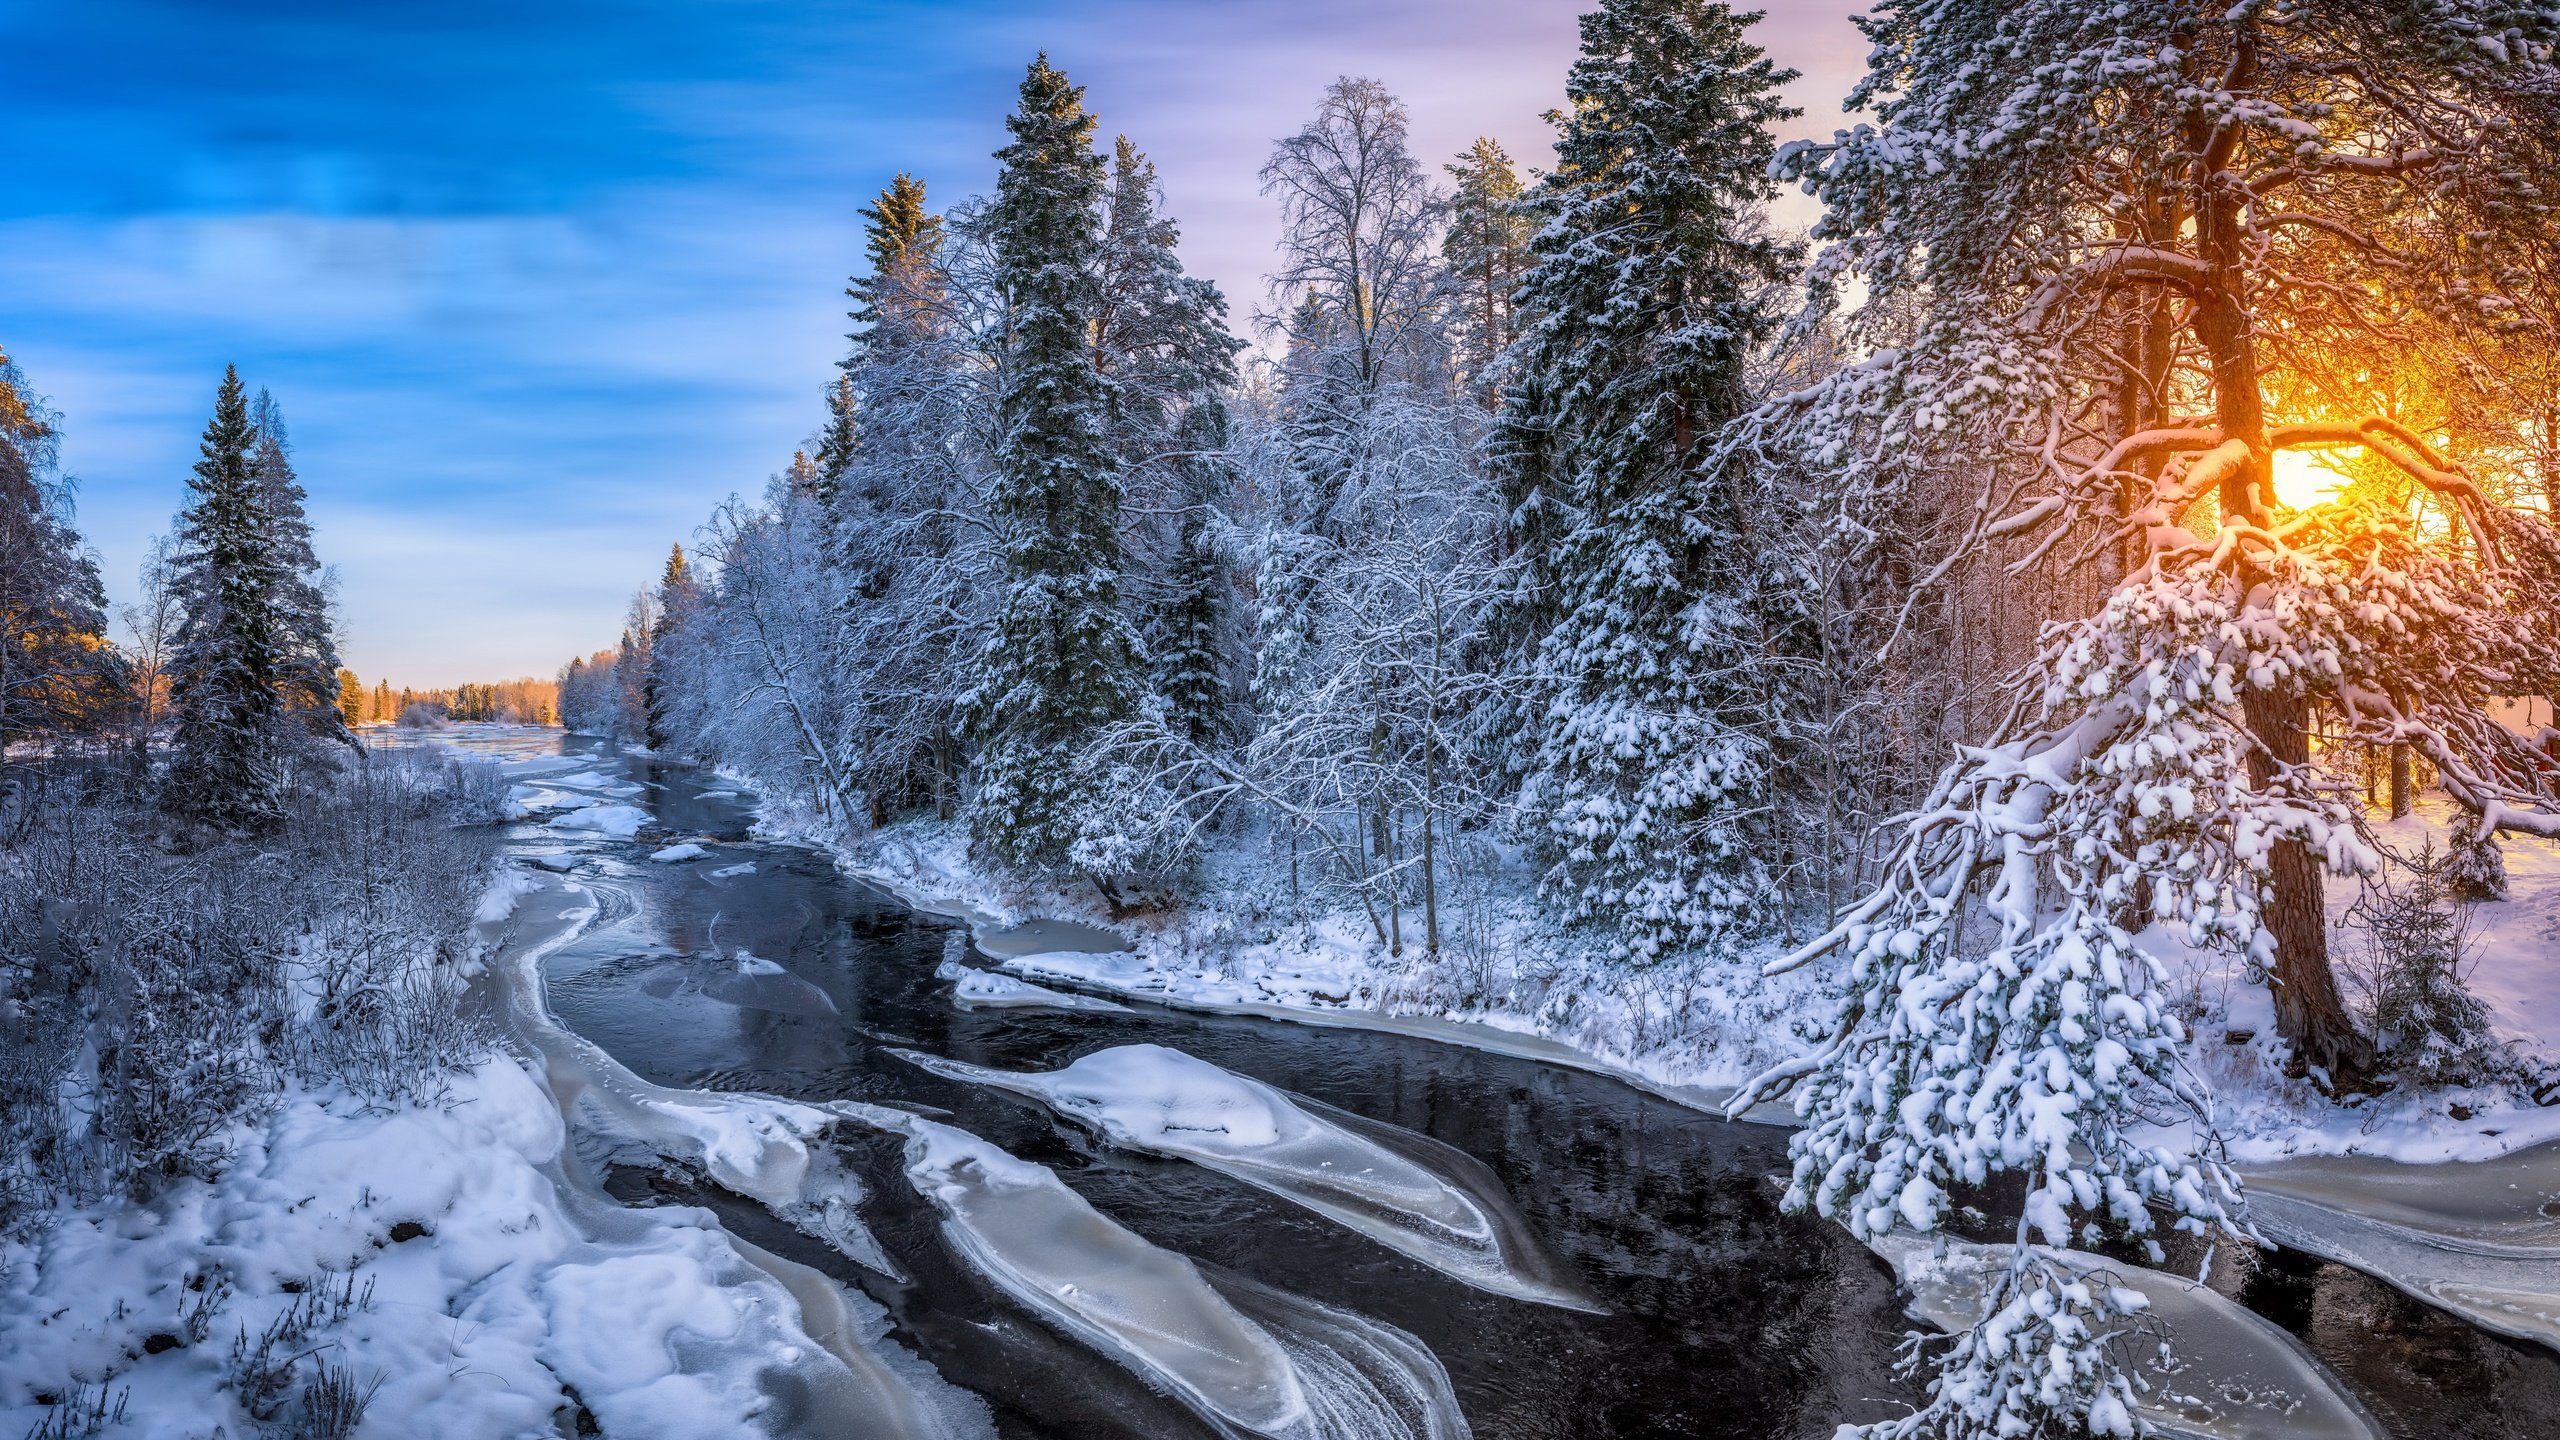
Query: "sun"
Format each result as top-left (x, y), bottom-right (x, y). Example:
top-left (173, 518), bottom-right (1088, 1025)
top-left (2270, 446), bottom-right (2352, 510)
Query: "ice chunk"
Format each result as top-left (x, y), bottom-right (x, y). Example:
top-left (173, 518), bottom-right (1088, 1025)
top-left (554, 803), bottom-right (652, 837)
top-left (2248, 1190), bottom-right (2560, 1353)
top-left (902, 1119), bottom-right (1470, 1439)
top-left (701, 953), bottom-right (839, 1019)
top-left (896, 1044), bottom-right (1596, 1311)
top-left (974, 917), bottom-right (1131, 958)
top-left (901, 1118), bottom-right (1309, 1432)
top-left (531, 852), bottom-right (583, 873)
top-left (934, 957), bottom-right (1132, 1013)
top-left (1869, 1233), bottom-right (2382, 1440)
top-left (711, 862), bottom-right (758, 878)
top-left (2238, 1141), bottom-right (2560, 1355)
top-left (488, 879), bottom-right (901, 1281)
top-left (652, 842), bottom-right (711, 862)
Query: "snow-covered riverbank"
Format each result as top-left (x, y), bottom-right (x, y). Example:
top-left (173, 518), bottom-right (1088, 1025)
top-left (827, 809), bottom-right (2560, 1170)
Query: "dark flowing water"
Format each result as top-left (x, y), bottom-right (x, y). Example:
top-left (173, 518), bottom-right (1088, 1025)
top-left (473, 730), bottom-right (2558, 1440)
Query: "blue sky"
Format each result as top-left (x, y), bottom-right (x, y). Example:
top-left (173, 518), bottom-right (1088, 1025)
top-left (1, 0), bottom-right (1862, 687)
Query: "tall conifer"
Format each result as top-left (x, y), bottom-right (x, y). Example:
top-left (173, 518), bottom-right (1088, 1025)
top-left (165, 366), bottom-right (288, 829)
top-left (247, 392), bottom-right (348, 745)
top-left (0, 347), bottom-right (117, 774)
top-left (961, 56), bottom-right (1147, 871)
top-left (1504, 0), bottom-right (1799, 963)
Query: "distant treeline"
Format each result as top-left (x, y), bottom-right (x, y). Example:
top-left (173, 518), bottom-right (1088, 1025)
top-left (343, 673), bottom-right (558, 727)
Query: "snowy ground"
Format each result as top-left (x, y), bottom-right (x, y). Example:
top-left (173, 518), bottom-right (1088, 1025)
top-left (0, 1055), bottom-right (929, 1440)
top-left (831, 808), bottom-right (2560, 1166)
top-left (838, 817), bottom-right (1829, 1119)
top-left (1, 739), bottom-right (986, 1440)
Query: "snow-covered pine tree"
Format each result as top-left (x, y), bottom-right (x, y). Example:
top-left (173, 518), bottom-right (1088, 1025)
top-left (1090, 134), bottom-right (1245, 754)
top-left (165, 366), bottom-right (290, 830)
top-left (246, 392), bottom-right (349, 747)
top-left (832, 170), bottom-right (992, 821)
top-left (1503, 0), bottom-right (1800, 965)
top-left (1732, 3), bottom-right (2560, 1434)
top-left (811, 375), bottom-right (858, 509)
top-left (1155, 399), bottom-right (1241, 748)
top-left (960, 56), bottom-right (1152, 874)
top-left (0, 347), bottom-right (118, 788)
top-left (1441, 137), bottom-right (1531, 407)
top-left (845, 172), bottom-right (945, 349)
top-left (644, 543), bottom-right (695, 750)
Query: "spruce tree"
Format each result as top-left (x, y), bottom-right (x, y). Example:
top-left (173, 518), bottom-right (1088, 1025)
top-left (811, 375), bottom-right (858, 506)
top-left (336, 669), bottom-right (365, 729)
top-left (1442, 137), bottom-right (1532, 405)
top-left (371, 678), bottom-right (391, 724)
top-left (644, 544), bottom-right (692, 750)
top-left (961, 56), bottom-right (1148, 872)
top-left (1506, 0), bottom-right (1799, 964)
top-left (247, 392), bottom-right (349, 745)
top-left (1154, 400), bottom-right (1238, 748)
top-left (845, 172), bottom-right (945, 356)
top-left (165, 366), bottom-right (288, 830)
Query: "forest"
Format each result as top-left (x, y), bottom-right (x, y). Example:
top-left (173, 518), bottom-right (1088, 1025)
top-left (550, 3), bottom-right (2560, 1434)
top-left (8, 1), bottom-right (2560, 1437)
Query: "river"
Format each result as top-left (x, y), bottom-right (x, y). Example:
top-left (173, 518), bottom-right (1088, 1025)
top-left (443, 726), bottom-right (2560, 1439)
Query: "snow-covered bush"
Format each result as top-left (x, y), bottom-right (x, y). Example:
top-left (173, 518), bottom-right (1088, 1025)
top-left (2346, 842), bottom-right (2512, 1089)
top-left (0, 747), bottom-right (499, 1235)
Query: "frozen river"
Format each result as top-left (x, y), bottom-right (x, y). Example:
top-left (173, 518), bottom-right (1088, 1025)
top-left (441, 727), bottom-right (2559, 1438)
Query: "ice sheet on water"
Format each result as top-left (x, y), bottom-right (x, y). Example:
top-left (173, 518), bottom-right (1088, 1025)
top-left (2233, 1140), bottom-right (2560, 1355)
top-left (711, 862), bottom-right (758, 878)
top-left (901, 1118), bottom-right (1308, 1431)
top-left (896, 1044), bottom-right (1596, 1311)
top-left (493, 879), bottom-right (901, 1283)
top-left (554, 803), bottom-right (652, 837)
top-left (653, 842), bottom-right (710, 862)
top-left (933, 957), bottom-right (1132, 1013)
top-left (903, 1118), bottom-right (1473, 1439)
top-left (2242, 1140), bottom-right (2560, 1247)
top-left (1869, 1233), bottom-right (2382, 1440)
top-left (2248, 1191), bottom-right (2560, 1353)
top-left (509, 783), bottom-right (600, 816)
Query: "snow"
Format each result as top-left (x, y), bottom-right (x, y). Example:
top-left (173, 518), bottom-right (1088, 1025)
top-left (1867, 1232), bottom-right (2382, 1440)
top-left (0, 1057), bottom-right (987, 1440)
top-left (2165, 800), bottom-right (2560, 1168)
top-left (711, 862), bottom-right (758, 878)
top-left (934, 958), bottom-right (1132, 1013)
top-left (552, 803), bottom-right (651, 838)
top-left (896, 1117), bottom-right (1470, 1439)
top-left (475, 864), bottom-right (545, 924)
top-left (898, 1043), bottom-right (1595, 1310)
top-left (651, 842), bottom-right (710, 863)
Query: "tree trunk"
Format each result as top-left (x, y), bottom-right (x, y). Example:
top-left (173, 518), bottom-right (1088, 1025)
top-left (2244, 684), bottom-right (2373, 1083)
top-left (2389, 742), bottom-right (2412, 820)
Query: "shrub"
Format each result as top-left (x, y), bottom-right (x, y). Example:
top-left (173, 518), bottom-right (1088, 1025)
top-left (2344, 839), bottom-right (2514, 1088)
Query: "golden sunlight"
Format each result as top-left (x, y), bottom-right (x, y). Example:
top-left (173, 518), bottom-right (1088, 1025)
top-left (2270, 446), bottom-right (2351, 510)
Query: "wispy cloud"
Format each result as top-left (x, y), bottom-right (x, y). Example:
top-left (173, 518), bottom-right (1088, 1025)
top-left (1, 0), bottom-right (1863, 687)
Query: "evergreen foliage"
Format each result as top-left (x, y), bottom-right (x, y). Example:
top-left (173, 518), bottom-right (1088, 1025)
top-left (960, 57), bottom-right (1154, 873)
top-left (246, 392), bottom-right (349, 746)
top-left (1441, 137), bottom-right (1531, 404)
top-left (1503, 0), bottom-right (1800, 964)
top-left (165, 367), bottom-right (290, 831)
